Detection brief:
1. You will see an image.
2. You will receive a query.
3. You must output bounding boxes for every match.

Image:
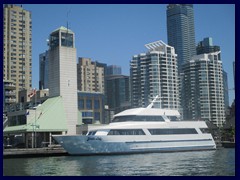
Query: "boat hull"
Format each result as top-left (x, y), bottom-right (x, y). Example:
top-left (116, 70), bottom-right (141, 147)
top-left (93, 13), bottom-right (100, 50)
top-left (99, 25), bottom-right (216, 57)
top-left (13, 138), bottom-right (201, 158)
top-left (53, 135), bottom-right (216, 155)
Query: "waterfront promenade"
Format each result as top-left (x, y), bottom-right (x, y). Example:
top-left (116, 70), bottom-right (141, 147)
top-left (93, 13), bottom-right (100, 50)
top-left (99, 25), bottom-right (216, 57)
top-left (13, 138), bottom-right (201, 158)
top-left (3, 146), bottom-right (68, 158)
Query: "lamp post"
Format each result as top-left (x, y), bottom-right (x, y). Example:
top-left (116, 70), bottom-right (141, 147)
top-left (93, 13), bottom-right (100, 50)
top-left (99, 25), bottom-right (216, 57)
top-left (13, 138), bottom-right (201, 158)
top-left (31, 126), bottom-right (34, 148)
top-left (28, 88), bottom-right (37, 148)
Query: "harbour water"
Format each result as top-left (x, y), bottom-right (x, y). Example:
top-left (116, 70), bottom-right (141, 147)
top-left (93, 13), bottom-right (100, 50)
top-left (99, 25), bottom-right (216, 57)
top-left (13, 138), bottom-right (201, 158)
top-left (3, 148), bottom-right (235, 176)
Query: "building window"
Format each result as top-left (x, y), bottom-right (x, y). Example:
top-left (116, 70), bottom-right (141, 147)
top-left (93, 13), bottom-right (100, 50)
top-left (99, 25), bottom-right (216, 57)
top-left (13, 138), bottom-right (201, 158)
top-left (86, 100), bottom-right (92, 109)
top-left (20, 96), bottom-right (24, 103)
top-left (50, 32), bottom-right (59, 49)
top-left (94, 112), bottom-right (100, 120)
top-left (78, 99), bottom-right (84, 109)
top-left (82, 111), bottom-right (93, 117)
top-left (94, 100), bottom-right (100, 109)
top-left (61, 32), bottom-right (73, 47)
top-left (82, 119), bottom-right (92, 124)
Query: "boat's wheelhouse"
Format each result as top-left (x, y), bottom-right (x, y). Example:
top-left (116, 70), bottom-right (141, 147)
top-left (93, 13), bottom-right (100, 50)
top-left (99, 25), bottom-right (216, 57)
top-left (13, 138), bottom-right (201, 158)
top-left (112, 115), bottom-right (180, 123)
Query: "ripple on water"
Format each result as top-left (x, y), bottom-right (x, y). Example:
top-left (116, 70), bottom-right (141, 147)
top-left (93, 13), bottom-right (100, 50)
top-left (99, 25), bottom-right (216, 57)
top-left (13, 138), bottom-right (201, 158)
top-left (3, 149), bottom-right (235, 176)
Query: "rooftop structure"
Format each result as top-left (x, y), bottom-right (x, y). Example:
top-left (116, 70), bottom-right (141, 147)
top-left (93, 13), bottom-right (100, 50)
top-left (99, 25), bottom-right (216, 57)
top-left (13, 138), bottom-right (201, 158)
top-left (130, 40), bottom-right (179, 110)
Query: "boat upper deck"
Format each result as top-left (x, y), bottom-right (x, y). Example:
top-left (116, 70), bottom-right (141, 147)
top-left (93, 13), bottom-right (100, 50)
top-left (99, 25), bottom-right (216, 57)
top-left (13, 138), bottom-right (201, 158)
top-left (114, 108), bottom-right (180, 117)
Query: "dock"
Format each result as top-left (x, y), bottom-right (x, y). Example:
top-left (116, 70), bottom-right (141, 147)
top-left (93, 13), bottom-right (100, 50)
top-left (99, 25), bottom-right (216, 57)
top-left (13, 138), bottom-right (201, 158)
top-left (221, 141), bottom-right (235, 148)
top-left (3, 146), bottom-right (68, 158)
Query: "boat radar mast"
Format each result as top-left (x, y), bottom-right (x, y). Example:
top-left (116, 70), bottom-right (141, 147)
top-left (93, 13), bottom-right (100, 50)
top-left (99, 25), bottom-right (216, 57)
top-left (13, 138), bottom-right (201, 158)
top-left (147, 95), bottom-right (162, 109)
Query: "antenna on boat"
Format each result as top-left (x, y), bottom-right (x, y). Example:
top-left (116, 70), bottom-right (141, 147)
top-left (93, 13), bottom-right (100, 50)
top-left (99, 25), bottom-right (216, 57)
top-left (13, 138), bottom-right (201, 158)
top-left (147, 95), bottom-right (161, 109)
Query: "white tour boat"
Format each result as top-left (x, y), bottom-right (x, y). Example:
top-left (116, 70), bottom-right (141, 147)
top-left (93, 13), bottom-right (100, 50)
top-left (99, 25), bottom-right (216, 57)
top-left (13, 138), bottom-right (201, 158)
top-left (53, 97), bottom-right (216, 155)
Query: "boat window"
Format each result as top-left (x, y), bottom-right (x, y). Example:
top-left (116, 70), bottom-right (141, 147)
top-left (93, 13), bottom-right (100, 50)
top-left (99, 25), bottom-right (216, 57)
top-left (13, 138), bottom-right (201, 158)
top-left (167, 116), bottom-right (179, 121)
top-left (200, 128), bottom-right (210, 134)
top-left (95, 130), bottom-right (109, 136)
top-left (112, 115), bottom-right (135, 122)
top-left (112, 115), bottom-right (165, 122)
top-left (87, 131), bottom-right (97, 136)
top-left (148, 128), bottom-right (198, 135)
top-left (107, 129), bottom-right (145, 135)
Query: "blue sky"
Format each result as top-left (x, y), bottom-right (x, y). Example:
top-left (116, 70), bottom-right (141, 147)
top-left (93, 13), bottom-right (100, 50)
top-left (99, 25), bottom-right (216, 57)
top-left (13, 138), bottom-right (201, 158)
top-left (22, 4), bottom-right (235, 105)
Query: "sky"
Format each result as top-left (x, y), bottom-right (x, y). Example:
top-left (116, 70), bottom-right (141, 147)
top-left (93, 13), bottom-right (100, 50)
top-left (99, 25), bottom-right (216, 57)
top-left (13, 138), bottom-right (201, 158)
top-left (21, 4), bottom-right (235, 105)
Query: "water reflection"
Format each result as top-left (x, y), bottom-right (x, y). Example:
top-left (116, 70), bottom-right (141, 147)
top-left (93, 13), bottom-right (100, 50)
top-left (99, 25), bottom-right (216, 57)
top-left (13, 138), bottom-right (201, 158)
top-left (3, 148), bottom-right (235, 176)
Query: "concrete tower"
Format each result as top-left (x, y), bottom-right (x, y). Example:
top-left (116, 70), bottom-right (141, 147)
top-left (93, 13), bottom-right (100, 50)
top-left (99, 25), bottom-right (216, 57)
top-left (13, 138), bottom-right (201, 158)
top-left (48, 26), bottom-right (78, 134)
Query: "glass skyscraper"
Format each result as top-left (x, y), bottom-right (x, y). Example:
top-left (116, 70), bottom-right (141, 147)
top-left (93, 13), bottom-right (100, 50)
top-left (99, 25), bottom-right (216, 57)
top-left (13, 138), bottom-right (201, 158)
top-left (106, 75), bottom-right (130, 113)
top-left (39, 51), bottom-right (49, 90)
top-left (223, 70), bottom-right (229, 109)
top-left (167, 4), bottom-right (196, 72)
top-left (106, 65), bottom-right (122, 76)
top-left (196, 37), bottom-right (220, 55)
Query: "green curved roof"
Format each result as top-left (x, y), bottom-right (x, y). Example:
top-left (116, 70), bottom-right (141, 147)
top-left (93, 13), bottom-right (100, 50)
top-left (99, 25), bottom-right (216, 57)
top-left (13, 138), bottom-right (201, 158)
top-left (4, 96), bottom-right (68, 134)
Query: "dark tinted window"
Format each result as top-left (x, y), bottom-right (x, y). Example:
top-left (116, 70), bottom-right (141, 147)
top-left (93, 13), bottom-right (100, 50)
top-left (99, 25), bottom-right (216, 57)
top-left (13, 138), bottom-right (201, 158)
top-left (148, 128), bottom-right (198, 135)
top-left (61, 32), bottom-right (73, 47)
top-left (78, 99), bottom-right (84, 109)
top-left (167, 116), bottom-right (179, 121)
top-left (50, 32), bottom-right (59, 48)
top-left (86, 100), bottom-right (92, 109)
top-left (83, 119), bottom-right (92, 124)
top-left (87, 131), bottom-right (97, 136)
top-left (108, 129), bottom-right (145, 135)
top-left (112, 115), bottom-right (165, 122)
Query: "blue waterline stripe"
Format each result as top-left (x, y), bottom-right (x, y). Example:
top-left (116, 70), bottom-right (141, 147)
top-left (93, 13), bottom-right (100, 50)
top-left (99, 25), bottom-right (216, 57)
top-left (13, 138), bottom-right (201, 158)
top-left (130, 145), bottom-right (215, 151)
top-left (125, 139), bottom-right (213, 144)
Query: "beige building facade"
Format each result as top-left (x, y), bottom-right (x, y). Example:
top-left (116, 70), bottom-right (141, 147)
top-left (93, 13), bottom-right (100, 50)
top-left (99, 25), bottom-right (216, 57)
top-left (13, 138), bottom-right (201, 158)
top-left (3, 4), bottom-right (32, 101)
top-left (77, 57), bottom-right (105, 93)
